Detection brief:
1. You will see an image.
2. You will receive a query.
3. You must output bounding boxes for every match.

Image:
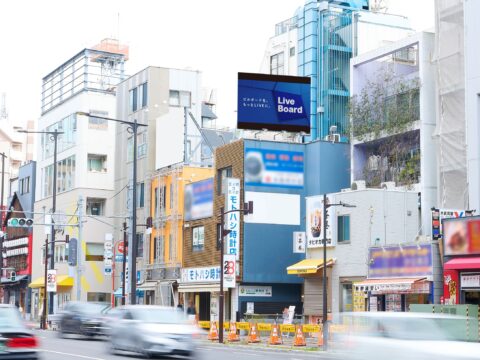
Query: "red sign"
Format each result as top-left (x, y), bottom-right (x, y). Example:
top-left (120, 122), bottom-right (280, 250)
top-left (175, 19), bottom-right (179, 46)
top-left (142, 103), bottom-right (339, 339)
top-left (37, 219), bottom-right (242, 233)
top-left (117, 242), bottom-right (125, 254)
top-left (443, 269), bottom-right (459, 305)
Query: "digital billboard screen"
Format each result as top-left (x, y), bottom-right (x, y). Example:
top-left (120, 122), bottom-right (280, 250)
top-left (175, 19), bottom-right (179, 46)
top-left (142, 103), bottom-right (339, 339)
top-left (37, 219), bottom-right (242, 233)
top-left (237, 72), bottom-right (311, 133)
top-left (443, 216), bottom-right (480, 256)
top-left (244, 148), bottom-right (304, 188)
top-left (184, 178), bottom-right (214, 221)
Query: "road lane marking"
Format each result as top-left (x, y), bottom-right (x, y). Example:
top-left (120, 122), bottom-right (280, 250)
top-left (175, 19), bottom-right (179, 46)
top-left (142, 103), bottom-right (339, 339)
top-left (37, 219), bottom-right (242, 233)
top-left (39, 349), bottom-right (106, 360)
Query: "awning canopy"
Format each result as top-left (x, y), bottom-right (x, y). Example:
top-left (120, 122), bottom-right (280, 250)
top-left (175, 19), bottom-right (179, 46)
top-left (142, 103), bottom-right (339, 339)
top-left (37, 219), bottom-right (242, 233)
top-left (354, 277), bottom-right (429, 294)
top-left (178, 283), bottom-right (220, 293)
top-left (29, 275), bottom-right (74, 288)
top-left (137, 281), bottom-right (159, 291)
top-left (445, 257), bottom-right (480, 270)
top-left (287, 258), bottom-right (335, 275)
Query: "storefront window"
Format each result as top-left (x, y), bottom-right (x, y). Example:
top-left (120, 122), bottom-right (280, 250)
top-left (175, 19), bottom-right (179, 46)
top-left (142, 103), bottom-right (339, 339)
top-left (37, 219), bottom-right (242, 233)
top-left (341, 284), bottom-right (353, 312)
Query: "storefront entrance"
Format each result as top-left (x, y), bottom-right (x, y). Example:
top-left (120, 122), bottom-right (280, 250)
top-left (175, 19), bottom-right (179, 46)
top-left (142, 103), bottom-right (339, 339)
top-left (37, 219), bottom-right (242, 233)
top-left (463, 291), bottom-right (480, 305)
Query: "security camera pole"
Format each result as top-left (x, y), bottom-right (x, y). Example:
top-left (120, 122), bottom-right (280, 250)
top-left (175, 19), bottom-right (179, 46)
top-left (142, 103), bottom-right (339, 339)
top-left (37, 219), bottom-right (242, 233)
top-left (18, 129), bottom-right (63, 315)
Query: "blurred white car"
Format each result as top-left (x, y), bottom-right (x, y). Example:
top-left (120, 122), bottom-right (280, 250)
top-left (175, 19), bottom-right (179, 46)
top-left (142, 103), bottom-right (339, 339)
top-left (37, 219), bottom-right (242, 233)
top-left (108, 305), bottom-right (200, 358)
top-left (332, 312), bottom-right (480, 360)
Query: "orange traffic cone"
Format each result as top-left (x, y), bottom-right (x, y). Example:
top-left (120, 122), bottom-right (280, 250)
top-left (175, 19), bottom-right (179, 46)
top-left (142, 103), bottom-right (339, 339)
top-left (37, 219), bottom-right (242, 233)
top-left (227, 322), bottom-right (240, 342)
top-left (208, 321), bottom-right (219, 341)
top-left (318, 329), bottom-right (324, 347)
top-left (268, 324), bottom-right (283, 345)
top-left (294, 325), bottom-right (306, 346)
top-left (248, 323), bottom-right (261, 343)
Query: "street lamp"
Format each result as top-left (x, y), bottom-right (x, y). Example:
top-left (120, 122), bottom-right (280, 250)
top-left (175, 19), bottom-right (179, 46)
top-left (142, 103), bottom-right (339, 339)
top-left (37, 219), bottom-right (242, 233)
top-left (322, 194), bottom-right (355, 351)
top-left (217, 201), bottom-right (253, 343)
top-left (18, 129), bottom-right (63, 315)
top-left (77, 112), bottom-right (147, 305)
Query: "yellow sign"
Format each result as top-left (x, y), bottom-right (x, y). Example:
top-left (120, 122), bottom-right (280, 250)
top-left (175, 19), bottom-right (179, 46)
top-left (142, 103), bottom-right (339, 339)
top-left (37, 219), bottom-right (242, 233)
top-left (302, 324), bottom-right (321, 333)
top-left (236, 322), bottom-right (250, 330)
top-left (279, 324), bottom-right (295, 333)
top-left (198, 321), bottom-right (210, 329)
top-left (353, 284), bottom-right (366, 312)
top-left (257, 323), bottom-right (272, 331)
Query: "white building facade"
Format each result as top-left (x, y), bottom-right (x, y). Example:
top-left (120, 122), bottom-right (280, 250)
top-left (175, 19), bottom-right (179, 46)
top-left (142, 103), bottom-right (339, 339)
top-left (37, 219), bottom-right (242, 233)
top-left (30, 44), bottom-right (127, 317)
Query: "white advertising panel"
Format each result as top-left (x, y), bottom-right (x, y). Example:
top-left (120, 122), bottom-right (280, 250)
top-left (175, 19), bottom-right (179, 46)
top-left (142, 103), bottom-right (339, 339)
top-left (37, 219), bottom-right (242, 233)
top-left (226, 178), bottom-right (241, 260)
top-left (155, 107), bottom-right (185, 169)
top-left (306, 195), bottom-right (335, 248)
top-left (244, 192), bottom-right (300, 225)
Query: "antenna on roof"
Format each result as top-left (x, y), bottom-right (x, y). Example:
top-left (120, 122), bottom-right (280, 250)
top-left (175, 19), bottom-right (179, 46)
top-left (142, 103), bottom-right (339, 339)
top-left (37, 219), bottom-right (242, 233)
top-left (0, 93), bottom-right (8, 120)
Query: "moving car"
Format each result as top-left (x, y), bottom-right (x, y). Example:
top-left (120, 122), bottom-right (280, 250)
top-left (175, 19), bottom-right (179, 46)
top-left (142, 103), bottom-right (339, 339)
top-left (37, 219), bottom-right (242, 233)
top-left (108, 305), bottom-right (199, 358)
top-left (58, 301), bottom-right (110, 338)
top-left (332, 312), bottom-right (480, 360)
top-left (0, 305), bottom-right (39, 359)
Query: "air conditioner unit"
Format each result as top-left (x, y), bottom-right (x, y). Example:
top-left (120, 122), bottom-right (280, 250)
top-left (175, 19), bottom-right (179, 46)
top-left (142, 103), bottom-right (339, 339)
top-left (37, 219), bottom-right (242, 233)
top-left (351, 180), bottom-right (366, 190)
top-left (381, 181), bottom-right (396, 190)
top-left (325, 133), bottom-right (341, 143)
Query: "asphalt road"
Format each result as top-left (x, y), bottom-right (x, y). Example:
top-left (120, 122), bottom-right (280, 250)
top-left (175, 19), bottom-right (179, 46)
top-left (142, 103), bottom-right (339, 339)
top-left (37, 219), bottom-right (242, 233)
top-left (35, 330), bottom-right (334, 360)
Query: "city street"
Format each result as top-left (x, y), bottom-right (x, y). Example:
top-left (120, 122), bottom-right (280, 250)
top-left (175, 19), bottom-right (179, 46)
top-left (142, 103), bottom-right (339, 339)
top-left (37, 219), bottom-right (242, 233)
top-left (35, 330), bottom-right (332, 360)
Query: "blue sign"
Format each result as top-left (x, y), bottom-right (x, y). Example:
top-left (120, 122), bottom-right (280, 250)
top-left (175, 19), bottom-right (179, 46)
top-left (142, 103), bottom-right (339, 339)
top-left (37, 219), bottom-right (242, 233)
top-left (237, 72), bottom-right (310, 132)
top-left (245, 148), bottom-right (304, 188)
top-left (184, 178), bottom-right (214, 221)
top-left (368, 244), bottom-right (433, 278)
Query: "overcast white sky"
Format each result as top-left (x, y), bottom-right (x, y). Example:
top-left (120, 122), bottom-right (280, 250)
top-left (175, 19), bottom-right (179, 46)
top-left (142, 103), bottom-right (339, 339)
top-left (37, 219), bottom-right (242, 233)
top-left (0, 0), bottom-right (433, 130)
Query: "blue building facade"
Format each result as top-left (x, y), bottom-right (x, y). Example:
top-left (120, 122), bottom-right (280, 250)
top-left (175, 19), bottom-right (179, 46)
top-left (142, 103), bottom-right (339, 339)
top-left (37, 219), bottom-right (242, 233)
top-left (237, 139), bottom-right (350, 317)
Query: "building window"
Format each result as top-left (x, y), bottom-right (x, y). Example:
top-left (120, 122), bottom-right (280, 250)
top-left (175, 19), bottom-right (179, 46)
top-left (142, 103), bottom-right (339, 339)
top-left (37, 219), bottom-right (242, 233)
top-left (161, 185), bottom-right (166, 210)
top-left (169, 90), bottom-right (191, 107)
top-left (42, 114), bottom-right (77, 160)
top-left (42, 155), bottom-right (75, 198)
top-left (290, 47), bottom-right (295, 57)
top-left (338, 215), bottom-right (350, 243)
top-left (19, 179), bottom-right (24, 195)
top-left (137, 182), bottom-right (145, 208)
top-left (86, 198), bottom-right (105, 216)
top-left (129, 87), bottom-right (138, 112)
top-left (87, 293), bottom-right (109, 303)
top-left (85, 243), bottom-right (104, 261)
top-left (154, 187), bottom-right (159, 218)
top-left (169, 184), bottom-right (173, 209)
top-left (141, 82), bottom-right (148, 108)
top-left (136, 233), bottom-right (143, 258)
top-left (55, 244), bottom-right (68, 263)
top-left (88, 154), bottom-right (107, 172)
top-left (217, 166), bottom-right (232, 195)
top-left (270, 52), bottom-right (284, 75)
top-left (154, 236), bottom-right (164, 263)
top-left (137, 132), bottom-right (147, 158)
top-left (24, 176), bottom-right (30, 194)
top-left (192, 226), bottom-right (205, 252)
top-left (169, 234), bottom-right (175, 261)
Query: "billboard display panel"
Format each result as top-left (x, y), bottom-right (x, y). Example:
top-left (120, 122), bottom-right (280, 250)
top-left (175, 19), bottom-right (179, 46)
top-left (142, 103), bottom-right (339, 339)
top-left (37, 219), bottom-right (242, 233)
top-left (244, 148), bottom-right (304, 188)
top-left (237, 72), bottom-right (310, 132)
top-left (184, 178), bottom-right (214, 221)
top-left (443, 216), bottom-right (480, 256)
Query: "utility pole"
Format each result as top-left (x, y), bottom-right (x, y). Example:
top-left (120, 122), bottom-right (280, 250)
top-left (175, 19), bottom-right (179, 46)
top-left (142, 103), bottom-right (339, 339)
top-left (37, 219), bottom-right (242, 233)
top-left (42, 238), bottom-right (48, 330)
top-left (0, 152), bottom-right (6, 304)
top-left (122, 221), bottom-right (127, 305)
top-left (76, 196), bottom-right (83, 301)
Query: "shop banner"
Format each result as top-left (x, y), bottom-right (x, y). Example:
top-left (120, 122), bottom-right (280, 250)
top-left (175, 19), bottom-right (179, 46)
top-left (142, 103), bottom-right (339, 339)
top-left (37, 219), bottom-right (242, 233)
top-left (47, 269), bottom-right (57, 293)
top-left (293, 232), bottom-right (306, 253)
top-left (244, 148), bottom-right (304, 188)
top-left (368, 244), bottom-right (432, 278)
top-left (443, 216), bottom-right (480, 256)
top-left (184, 178), bottom-right (214, 221)
top-left (432, 208), bottom-right (473, 241)
top-left (226, 178), bottom-right (241, 260)
top-left (223, 254), bottom-right (236, 289)
top-left (239, 285), bottom-right (272, 297)
top-left (181, 266), bottom-right (221, 283)
top-left (461, 274), bottom-right (480, 288)
top-left (443, 270), bottom-right (459, 305)
top-left (306, 195), bottom-right (335, 248)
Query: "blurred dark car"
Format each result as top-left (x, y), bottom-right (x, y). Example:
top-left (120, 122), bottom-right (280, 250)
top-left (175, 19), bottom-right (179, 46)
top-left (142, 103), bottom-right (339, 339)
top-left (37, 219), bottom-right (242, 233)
top-left (108, 305), bottom-right (200, 358)
top-left (59, 302), bottom-right (110, 338)
top-left (0, 305), bottom-right (39, 359)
